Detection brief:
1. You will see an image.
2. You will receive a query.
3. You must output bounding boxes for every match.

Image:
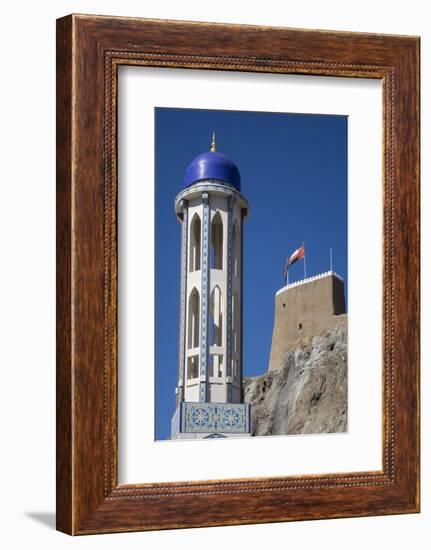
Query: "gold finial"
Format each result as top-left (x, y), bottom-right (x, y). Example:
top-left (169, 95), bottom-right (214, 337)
top-left (210, 131), bottom-right (217, 152)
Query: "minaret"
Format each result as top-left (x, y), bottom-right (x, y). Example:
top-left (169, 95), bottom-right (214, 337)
top-left (171, 134), bottom-right (251, 439)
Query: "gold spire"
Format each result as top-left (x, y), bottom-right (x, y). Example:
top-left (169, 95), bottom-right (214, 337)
top-left (210, 131), bottom-right (217, 152)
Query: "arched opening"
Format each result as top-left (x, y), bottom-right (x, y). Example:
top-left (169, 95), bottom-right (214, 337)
top-left (209, 286), bottom-right (223, 377)
top-left (210, 212), bottom-right (223, 270)
top-left (210, 286), bottom-right (223, 347)
top-left (187, 356), bottom-right (199, 380)
top-left (189, 214), bottom-right (201, 272)
top-left (187, 288), bottom-right (200, 349)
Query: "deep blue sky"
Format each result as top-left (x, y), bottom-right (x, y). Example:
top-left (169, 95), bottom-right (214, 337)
top-left (155, 107), bottom-right (347, 440)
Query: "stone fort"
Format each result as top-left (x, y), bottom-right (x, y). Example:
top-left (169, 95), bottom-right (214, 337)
top-left (268, 271), bottom-right (347, 372)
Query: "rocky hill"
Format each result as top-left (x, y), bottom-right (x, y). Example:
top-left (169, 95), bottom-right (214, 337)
top-left (244, 319), bottom-right (347, 436)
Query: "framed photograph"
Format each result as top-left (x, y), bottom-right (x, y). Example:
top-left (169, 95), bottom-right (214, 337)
top-left (56, 14), bottom-right (420, 534)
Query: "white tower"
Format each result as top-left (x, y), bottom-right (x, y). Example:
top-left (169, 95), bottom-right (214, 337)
top-left (171, 134), bottom-right (251, 439)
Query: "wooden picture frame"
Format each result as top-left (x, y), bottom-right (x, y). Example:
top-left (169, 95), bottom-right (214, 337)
top-left (56, 14), bottom-right (420, 535)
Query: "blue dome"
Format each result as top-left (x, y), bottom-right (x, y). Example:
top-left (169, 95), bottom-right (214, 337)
top-left (184, 151), bottom-right (241, 190)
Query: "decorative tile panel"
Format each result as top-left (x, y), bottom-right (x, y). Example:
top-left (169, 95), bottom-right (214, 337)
top-left (182, 402), bottom-right (249, 433)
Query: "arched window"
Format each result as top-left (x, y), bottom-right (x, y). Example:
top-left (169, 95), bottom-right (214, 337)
top-left (187, 288), bottom-right (200, 349)
top-left (189, 214), bottom-right (201, 272)
top-left (211, 212), bottom-right (223, 270)
top-left (232, 220), bottom-right (239, 277)
top-left (210, 286), bottom-right (223, 377)
top-left (187, 356), bottom-right (199, 379)
top-left (210, 286), bottom-right (223, 347)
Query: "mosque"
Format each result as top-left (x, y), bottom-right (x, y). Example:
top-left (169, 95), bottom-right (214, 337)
top-left (170, 135), bottom-right (346, 440)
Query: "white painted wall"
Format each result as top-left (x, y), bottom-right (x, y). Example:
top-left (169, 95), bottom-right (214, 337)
top-left (182, 187), bottom-right (243, 403)
top-left (0, 1), bottom-right (429, 549)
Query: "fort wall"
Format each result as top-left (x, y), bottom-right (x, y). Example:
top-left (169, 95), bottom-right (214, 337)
top-left (268, 271), bottom-right (346, 371)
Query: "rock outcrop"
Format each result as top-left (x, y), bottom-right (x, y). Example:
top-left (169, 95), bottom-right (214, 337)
top-left (244, 319), bottom-right (347, 436)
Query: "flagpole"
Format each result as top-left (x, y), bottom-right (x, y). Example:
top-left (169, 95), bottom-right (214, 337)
top-left (284, 258), bottom-right (289, 286)
top-left (330, 247), bottom-right (333, 271)
top-left (303, 241), bottom-right (307, 279)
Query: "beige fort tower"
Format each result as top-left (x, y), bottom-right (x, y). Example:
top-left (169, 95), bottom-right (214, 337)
top-left (171, 135), bottom-right (252, 439)
top-left (268, 271), bottom-right (347, 372)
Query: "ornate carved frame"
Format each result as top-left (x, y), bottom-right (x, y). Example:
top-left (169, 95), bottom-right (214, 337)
top-left (56, 14), bottom-right (420, 534)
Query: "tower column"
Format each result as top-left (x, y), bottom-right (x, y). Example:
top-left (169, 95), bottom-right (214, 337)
top-left (225, 195), bottom-right (236, 402)
top-left (177, 200), bottom-right (188, 404)
top-left (199, 192), bottom-right (210, 402)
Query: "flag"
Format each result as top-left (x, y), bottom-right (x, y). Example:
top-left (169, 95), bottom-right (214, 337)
top-left (283, 245), bottom-right (305, 279)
